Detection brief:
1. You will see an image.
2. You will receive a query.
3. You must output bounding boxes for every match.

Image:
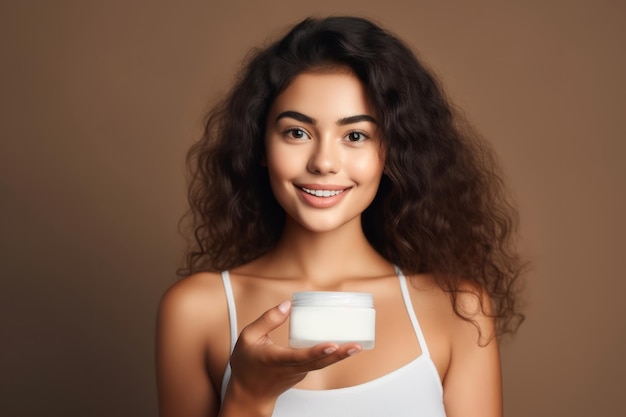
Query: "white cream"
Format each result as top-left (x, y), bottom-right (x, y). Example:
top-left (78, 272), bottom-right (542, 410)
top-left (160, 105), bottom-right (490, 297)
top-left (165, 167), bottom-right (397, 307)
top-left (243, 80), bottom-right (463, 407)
top-left (288, 291), bottom-right (375, 349)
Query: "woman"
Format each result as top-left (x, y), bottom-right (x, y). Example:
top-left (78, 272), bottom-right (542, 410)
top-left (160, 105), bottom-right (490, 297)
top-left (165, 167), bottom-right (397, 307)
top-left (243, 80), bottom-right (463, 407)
top-left (156, 16), bottom-right (524, 417)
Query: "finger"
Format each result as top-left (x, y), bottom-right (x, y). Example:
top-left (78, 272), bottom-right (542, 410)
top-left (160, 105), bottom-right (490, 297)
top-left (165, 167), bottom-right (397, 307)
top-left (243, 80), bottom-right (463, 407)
top-left (240, 300), bottom-right (291, 343)
top-left (262, 341), bottom-right (339, 365)
top-left (292, 343), bottom-right (363, 374)
top-left (266, 342), bottom-right (362, 371)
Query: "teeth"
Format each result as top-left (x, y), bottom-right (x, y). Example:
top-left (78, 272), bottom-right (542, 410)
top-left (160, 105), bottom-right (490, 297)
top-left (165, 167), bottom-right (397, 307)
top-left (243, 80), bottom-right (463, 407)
top-left (301, 187), bottom-right (344, 197)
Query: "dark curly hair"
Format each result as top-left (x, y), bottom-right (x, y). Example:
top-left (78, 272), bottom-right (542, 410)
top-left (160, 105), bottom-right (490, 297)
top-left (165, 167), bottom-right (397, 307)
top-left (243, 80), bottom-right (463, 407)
top-left (179, 16), bottom-right (525, 337)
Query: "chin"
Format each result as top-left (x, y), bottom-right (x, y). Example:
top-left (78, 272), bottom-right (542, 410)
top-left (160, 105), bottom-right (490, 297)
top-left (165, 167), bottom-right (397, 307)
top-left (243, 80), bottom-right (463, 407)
top-left (290, 213), bottom-right (361, 234)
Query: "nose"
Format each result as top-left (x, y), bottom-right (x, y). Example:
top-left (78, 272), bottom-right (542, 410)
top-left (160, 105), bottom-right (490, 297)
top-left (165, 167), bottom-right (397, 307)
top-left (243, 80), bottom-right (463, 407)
top-left (307, 138), bottom-right (340, 175)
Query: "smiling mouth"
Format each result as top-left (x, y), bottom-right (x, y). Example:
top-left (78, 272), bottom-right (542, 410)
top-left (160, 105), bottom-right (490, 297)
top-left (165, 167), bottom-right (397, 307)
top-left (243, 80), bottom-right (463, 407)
top-left (300, 187), bottom-right (346, 197)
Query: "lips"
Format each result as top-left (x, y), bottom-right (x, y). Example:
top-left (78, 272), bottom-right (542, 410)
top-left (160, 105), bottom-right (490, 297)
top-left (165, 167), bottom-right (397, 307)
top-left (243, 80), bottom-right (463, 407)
top-left (295, 184), bottom-right (351, 208)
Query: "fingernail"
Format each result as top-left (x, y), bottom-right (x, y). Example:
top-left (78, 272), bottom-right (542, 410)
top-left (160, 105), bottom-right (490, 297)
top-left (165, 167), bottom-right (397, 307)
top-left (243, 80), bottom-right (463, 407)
top-left (324, 347), bottom-right (337, 354)
top-left (278, 300), bottom-right (291, 314)
top-left (347, 348), bottom-right (361, 356)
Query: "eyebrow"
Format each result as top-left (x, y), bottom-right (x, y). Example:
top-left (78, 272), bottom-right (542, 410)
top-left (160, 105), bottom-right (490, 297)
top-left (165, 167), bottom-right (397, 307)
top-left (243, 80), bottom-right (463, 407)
top-left (275, 111), bottom-right (377, 126)
top-left (337, 115), bottom-right (377, 125)
top-left (275, 111), bottom-right (316, 125)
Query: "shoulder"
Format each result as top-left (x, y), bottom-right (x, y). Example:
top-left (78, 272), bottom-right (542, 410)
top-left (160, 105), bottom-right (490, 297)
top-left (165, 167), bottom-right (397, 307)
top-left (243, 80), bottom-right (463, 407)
top-left (408, 274), bottom-right (496, 343)
top-left (407, 275), bottom-right (502, 415)
top-left (405, 275), bottom-right (498, 364)
top-left (156, 272), bottom-right (232, 389)
top-left (440, 281), bottom-right (502, 416)
top-left (160, 271), bottom-right (224, 304)
top-left (157, 272), bottom-right (229, 341)
top-left (159, 272), bottom-right (224, 309)
top-left (448, 281), bottom-right (497, 346)
top-left (156, 273), bottom-right (230, 416)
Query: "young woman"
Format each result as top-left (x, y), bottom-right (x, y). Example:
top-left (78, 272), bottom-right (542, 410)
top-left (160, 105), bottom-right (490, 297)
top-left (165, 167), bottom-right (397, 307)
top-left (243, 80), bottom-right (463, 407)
top-left (156, 16), bottom-right (524, 417)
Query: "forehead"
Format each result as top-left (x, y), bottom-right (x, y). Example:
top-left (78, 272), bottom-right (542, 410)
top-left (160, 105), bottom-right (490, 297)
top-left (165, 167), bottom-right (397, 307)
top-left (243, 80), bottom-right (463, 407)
top-left (268, 70), bottom-right (375, 120)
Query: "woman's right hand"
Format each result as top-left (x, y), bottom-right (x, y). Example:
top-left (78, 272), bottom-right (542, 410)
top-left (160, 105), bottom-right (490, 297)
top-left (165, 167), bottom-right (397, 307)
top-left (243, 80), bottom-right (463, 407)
top-left (220, 300), bottom-right (361, 417)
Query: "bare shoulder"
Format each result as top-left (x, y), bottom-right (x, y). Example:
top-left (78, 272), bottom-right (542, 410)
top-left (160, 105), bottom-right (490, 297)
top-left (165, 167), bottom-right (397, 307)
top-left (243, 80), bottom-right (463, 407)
top-left (408, 275), bottom-right (496, 343)
top-left (429, 280), bottom-right (501, 417)
top-left (449, 280), bottom-right (497, 346)
top-left (158, 272), bottom-right (228, 337)
top-left (156, 272), bottom-right (230, 417)
top-left (159, 272), bottom-right (225, 312)
top-left (157, 271), bottom-right (231, 365)
top-left (406, 275), bottom-right (501, 415)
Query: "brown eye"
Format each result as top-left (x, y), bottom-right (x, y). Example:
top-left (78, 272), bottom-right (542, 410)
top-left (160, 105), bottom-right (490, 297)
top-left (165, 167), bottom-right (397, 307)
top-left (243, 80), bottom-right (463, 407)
top-left (287, 128), bottom-right (308, 139)
top-left (346, 131), bottom-right (367, 142)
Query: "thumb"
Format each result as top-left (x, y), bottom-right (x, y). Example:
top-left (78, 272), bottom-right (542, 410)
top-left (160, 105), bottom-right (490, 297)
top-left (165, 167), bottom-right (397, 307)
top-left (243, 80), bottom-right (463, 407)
top-left (241, 300), bottom-right (291, 342)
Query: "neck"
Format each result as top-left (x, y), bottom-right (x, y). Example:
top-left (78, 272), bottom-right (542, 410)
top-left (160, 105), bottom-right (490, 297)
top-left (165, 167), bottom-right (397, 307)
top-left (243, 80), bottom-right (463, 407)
top-left (266, 217), bottom-right (391, 288)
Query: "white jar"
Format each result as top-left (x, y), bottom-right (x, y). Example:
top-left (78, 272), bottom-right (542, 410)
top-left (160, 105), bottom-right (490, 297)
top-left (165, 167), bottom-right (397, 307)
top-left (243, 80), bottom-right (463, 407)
top-left (288, 291), bottom-right (375, 350)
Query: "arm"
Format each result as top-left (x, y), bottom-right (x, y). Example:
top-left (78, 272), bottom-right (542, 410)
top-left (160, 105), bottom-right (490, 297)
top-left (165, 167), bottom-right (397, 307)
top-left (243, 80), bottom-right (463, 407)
top-left (156, 279), bottom-right (219, 417)
top-left (156, 278), bottom-right (361, 417)
top-left (443, 292), bottom-right (503, 417)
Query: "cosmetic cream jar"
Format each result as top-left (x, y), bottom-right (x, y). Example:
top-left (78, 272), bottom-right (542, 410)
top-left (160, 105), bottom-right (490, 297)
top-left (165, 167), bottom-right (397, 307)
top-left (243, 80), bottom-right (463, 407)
top-left (289, 291), bottom-right (375, 349)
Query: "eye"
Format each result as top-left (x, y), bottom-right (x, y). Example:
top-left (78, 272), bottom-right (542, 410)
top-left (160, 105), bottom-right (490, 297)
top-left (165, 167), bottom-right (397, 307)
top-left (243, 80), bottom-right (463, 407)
top-left (284, 128), bottom-right (310, 140)
top-left (345, 131), bottom-right (368, 142)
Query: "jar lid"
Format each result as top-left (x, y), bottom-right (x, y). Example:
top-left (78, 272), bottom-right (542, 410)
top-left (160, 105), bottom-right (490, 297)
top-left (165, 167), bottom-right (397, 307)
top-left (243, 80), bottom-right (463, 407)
top-left (292, 291), bottom-right (373, 308)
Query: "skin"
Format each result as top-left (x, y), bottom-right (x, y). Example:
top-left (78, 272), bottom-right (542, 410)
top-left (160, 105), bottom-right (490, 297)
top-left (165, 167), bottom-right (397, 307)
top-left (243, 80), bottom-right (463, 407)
top-left (156, 70), bottom-right (502, 417)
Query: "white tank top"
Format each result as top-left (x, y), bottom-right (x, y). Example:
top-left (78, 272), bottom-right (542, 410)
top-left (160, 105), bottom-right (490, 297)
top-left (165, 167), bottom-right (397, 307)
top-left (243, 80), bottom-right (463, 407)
top-left (220, 267), bottom-right (447, 417)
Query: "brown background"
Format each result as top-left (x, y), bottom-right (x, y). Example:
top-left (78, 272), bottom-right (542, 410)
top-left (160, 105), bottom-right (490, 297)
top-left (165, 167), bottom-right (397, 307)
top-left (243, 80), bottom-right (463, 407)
top-left (1, 1), bottom-right (624, 416)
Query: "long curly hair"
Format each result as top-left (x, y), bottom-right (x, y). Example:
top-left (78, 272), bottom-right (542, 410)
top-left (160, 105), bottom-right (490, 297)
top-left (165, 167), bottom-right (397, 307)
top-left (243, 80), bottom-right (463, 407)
top-left (179, 16), bottom-right (525, 337)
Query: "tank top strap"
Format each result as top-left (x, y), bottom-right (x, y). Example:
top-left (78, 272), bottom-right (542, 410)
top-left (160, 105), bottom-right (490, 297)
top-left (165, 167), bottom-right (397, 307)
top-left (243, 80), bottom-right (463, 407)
top-left (394, 265), bottom-right (431, 358)
top-left (221, 270), bottom-right (238, 352)
top-left (220, 270), bottom-right (237, 402)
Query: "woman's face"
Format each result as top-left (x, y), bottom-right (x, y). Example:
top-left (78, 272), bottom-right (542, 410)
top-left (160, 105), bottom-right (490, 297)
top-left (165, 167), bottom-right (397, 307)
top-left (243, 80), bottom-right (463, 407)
top-left (264, 69), bottom-right (385, 233)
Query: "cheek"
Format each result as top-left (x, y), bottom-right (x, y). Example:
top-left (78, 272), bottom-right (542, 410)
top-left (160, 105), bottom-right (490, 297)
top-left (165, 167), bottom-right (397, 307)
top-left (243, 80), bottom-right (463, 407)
top-left (266, 146), bottom-right (305, 188)
top-left (352, 153), bottom-right (385, 183)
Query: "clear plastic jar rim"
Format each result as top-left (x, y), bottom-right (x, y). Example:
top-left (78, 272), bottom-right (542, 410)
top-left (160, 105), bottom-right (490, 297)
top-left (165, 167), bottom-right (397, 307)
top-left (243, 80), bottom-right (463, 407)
top-left (291, 291), bottom-right (373, 308)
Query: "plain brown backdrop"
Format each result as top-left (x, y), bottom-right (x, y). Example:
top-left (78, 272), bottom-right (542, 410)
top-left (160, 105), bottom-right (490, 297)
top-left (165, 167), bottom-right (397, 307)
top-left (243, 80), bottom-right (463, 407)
top-left (1, 1), bottom-right (624, 416)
